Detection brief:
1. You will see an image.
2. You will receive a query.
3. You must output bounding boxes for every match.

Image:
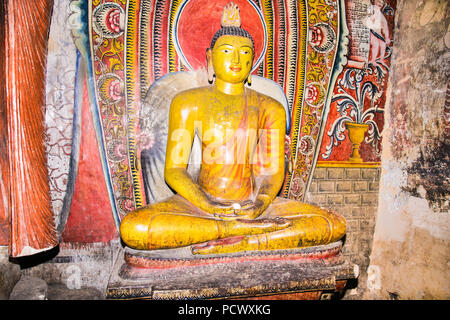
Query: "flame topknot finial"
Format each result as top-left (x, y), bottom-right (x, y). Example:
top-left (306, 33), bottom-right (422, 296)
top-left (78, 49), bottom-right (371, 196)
top-left (221, 2), bottom-right (241, 28)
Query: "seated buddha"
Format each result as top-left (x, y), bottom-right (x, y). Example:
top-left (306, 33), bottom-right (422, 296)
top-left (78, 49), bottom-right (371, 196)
top-left (120, 4), bottom-right (346, 255)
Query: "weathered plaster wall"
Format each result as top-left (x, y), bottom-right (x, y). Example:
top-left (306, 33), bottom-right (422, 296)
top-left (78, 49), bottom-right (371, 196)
top-left (367, 0), bottom-right (449, 299)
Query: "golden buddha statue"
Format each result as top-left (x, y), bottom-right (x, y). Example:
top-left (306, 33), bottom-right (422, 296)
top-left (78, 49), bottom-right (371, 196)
top-left (120, 3), bottom-right (346, 255)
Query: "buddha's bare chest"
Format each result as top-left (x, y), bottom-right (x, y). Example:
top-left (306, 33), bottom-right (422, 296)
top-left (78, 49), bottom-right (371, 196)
top-left (197, 103), bottom-right (260, 142)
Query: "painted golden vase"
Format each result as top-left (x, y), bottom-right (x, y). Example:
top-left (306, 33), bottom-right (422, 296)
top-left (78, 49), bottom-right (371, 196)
top-left (345, 122), bottom-right (369, 163)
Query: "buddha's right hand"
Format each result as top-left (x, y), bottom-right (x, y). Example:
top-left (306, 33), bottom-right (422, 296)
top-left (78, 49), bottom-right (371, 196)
top-left (204, 199), bottom-right (254, 218)
top-left (202, 199), bottom-right (237, 217)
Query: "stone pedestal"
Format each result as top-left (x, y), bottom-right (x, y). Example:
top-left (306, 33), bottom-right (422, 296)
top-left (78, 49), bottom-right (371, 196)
top-left (106, 241), bottom-right (358, 300)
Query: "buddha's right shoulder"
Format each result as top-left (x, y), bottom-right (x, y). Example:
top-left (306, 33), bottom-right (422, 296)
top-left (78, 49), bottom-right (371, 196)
top-left (170, 87), bottom-right (211, 113)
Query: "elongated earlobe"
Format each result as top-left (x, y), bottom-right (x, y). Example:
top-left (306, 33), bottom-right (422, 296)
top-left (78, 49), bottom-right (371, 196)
top-left (207, 63), bottom-right (214, 83)
top-left (247, 73), bottom-right (252, 85)
top-left (206, 48), bottom-right (214, 83)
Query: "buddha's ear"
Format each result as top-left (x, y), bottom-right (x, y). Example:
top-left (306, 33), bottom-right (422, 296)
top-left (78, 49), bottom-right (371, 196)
top-left (206, 48), bottom-right (214, 83)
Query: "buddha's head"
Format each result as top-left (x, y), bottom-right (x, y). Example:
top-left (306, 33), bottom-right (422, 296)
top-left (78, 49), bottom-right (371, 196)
top-left (206, 3), bottom-right (254, 84)
top-left (372, 0), bottom-right (385, 7)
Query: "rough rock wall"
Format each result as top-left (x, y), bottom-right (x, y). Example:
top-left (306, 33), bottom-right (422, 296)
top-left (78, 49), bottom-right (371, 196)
top-left (367, 0), bottom-right (449, 299)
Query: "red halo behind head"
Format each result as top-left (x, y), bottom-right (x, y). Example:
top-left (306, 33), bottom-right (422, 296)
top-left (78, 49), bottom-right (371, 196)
top-left (174, 0), bottom-right (267, 72)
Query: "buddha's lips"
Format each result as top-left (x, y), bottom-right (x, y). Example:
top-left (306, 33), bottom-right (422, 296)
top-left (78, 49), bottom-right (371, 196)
top-left (229, 65), bottom-right (241, 72)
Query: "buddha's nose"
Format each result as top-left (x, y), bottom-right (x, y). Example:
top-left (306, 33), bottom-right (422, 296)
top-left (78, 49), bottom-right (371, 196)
top-left (232, 49), bottom-right (240, 63)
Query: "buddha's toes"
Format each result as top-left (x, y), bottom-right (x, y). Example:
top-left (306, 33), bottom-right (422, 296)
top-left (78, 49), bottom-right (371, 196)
top-left (192, 236), bottom-right (245, 251)
top-left (191, 235), bottom-right (249, 255)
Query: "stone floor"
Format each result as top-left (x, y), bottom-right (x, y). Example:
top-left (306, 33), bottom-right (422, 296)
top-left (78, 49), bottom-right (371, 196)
top-left (8, 276), bottom-right (104, 300)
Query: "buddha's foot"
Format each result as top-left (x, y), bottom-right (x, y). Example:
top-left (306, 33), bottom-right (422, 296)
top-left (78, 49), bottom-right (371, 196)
top-left (192, 218), bottom-right (291, 255)
top-left (191, 235), bottom-right (249, 255)
top-left (228, 217), bottom-right (291, 236)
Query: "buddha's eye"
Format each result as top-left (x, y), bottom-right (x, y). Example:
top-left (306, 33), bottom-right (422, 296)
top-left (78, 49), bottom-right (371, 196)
top-left (222, 49), bottom-right (231, 54)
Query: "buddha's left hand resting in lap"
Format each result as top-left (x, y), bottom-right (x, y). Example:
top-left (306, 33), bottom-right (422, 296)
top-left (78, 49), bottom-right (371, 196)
top-left (120, 3), bottom-right (346, 255)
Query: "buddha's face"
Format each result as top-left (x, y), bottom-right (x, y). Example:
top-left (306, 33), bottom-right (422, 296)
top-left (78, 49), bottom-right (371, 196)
top-left (210, 35), bottom-right (254, 84)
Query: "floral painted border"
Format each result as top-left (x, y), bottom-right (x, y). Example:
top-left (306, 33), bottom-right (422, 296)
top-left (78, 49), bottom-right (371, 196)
top-left (283, 0), bottom-right (348, 200)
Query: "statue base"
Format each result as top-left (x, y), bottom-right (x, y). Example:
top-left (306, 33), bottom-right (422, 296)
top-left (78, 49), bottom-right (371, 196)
top-left (106, 241), bottom-right (358, 300)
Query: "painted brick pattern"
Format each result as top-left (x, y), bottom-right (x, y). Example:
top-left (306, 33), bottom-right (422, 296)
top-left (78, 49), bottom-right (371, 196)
top-left (306, 167), bottom-right (380, 273)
